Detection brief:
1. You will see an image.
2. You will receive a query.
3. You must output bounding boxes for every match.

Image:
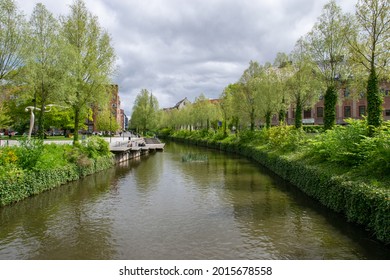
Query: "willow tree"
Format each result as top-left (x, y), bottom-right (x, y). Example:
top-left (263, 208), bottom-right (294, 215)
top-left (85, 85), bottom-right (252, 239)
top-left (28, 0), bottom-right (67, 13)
top-left (251, 64), bottom-right (283, 129)
top-left (220, 83), bottom-right (241, 135)
top-left (273, 52), bottom-right (291, 124)
top-left (238, 61), bottom-right (262, 131)
top-left (287, 39), bottom-right (322, 129)
top-left (25, 3), bottom-right (68, 138)
top-left (62, 0), bottom-right (116, 143)
top-left (347, 0), bottom-right (389, 132)
top-left (305, 0), bottom-right (349, 130)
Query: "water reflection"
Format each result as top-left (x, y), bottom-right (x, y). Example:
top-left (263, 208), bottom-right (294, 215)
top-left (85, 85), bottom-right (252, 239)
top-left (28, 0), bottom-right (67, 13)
top-left (0, 142), bottom-right (389, 259)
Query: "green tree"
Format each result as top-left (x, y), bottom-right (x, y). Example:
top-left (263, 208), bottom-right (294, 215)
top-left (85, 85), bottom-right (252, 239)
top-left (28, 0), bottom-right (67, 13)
top-left (24, 3), bottom-right (68, 138)
top-left (130, 89), bottom-right (159, 134)
top-left (238, 60), bottom-right (262, 131)
top-left (273, 52), bottom-right (291, 124)
top-left (96, 106), bottom-right (120, 134)
top-left (0, 0), bottom-right (26, 82)
top-left (251, 64), bottom-right (283, 128)
top-left (305, 0), bottom-right (349, 130)
top-left (347, 0), bottom-right (389, 132)
top-left (287, 39), bottom-right (321, 129)
top-left (61, 0), bottom-right (116, 143)
top-left (220, 83), bottom-right (241, 135)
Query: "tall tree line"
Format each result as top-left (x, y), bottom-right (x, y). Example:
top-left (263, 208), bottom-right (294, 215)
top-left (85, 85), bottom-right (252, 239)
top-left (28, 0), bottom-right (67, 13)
top-left (0, 0), bottom-right (116, 143)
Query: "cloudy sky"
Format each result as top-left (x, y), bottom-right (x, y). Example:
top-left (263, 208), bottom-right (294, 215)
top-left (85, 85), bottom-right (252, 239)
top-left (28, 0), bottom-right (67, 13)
top-left (16, 0), bottom-right (356, 115)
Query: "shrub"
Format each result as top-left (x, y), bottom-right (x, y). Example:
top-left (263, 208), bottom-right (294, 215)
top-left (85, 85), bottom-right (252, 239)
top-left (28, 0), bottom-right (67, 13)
top-left (305, 119), bottom-right (368, 165)
top-left (82, 136), bottom-right (111, 159)
top-left (34, 144), bottom-right (69, 170)
top-left (266, 125), bottom-right (306, 152)
top-left (15, 138), bottom-right (44, 170)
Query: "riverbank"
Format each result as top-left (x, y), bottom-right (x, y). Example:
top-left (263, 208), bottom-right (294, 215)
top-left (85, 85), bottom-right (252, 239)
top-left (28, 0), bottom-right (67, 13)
top-left (164, 131), bottom-right (390, 245)
top-left (0, 137), bottom-right (116, 207)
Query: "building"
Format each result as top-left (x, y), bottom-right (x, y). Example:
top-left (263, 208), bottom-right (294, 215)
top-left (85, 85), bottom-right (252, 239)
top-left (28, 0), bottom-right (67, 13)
top-left (89, 84), bottom-right (123, 134)
top-left (285, 81), bottom-right (390, 126)
top-left (163, 97), bottom-right (191, 111)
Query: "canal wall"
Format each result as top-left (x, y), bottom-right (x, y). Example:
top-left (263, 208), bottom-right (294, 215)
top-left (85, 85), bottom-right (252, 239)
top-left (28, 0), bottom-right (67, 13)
top-left (167, 136), bottom-right (390, 245)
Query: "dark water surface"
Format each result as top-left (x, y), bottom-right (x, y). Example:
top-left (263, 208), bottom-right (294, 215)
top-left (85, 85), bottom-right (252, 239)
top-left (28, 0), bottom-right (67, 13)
top-left (0, 142), bottom-right (389, 259)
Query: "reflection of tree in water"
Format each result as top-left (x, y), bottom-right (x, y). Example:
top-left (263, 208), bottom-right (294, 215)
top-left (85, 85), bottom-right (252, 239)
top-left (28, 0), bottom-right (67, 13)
top-left (133, 153), bottom-right (164, 195)
top-left (0, 168), bottom-right (119, 259)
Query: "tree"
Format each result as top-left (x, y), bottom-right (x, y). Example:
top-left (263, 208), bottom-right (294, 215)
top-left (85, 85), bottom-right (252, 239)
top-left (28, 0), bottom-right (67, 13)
top-left (96, 106), bottom-right (120, 134)
top-left (0, 0), bottom-right (26, 83)
top-left (251, 64), bottom-right (284, 129)
top-left (220, 83), bottom-right (241, 135)
top-left (130, 89), bottom-right (159, 134)
top-left (305, 0), bottom-right (349, 130)
top-left (287, 39), bottom-right (322, 129)
top-left (347, 0), bottom-right (389, 132)
top-left (273, 53), bottom-right (292, 124)
top-left (61, 0), bottom-right (116, 143)
top-left (238, 61), bottom-right (262, 131)
top-left (24, 3), bottom-right (68, 138)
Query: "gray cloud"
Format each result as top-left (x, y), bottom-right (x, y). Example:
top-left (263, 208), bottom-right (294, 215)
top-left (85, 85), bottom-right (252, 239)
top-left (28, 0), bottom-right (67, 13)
top-left (17, 0), bottom-right (355, 115)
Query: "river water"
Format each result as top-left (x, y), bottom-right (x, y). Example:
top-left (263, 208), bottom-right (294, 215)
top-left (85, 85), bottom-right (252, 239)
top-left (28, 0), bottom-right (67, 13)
top-left (0, 141), bottom-right (388, 259)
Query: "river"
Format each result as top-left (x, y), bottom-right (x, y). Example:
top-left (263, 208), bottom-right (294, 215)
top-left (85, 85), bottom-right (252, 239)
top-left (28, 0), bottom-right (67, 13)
top-left (0, 141), bottom-right (388, 259)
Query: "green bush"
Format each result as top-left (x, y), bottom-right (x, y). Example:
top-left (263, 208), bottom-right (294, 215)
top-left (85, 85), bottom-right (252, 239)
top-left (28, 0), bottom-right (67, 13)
top-left (80, 136), bottom-right (111, 159)
top-left (305, 119), bottom-right (368, 165)
top-left (266, 125), bottom-right (306, 152)
top-left (302, 125), bottom-right (323, 133)
top-left (15, 138), bottom-right (44, 170)
top-left (34, 144), bottom-right (69, 170)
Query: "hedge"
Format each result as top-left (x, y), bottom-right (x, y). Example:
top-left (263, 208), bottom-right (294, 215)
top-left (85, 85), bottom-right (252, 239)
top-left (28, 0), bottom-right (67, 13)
top-left (167, 136), bottom-right (390, 244)
top-left (0, 155), bottom-right (114, 207)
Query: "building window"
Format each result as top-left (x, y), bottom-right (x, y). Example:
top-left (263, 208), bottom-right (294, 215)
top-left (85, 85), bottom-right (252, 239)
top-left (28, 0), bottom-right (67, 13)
top-left (344, 88), bottom-right (350, 98)
top-left (304, 109), bottom-right (312, 118)
top-left (359, 105), bottom-right (366, 117)
top-left (292, 108), bottom-right (295, 118)
top-left (344, 106), bottom-right (351, 118)
top-left (385, 110), bottom-right (390, 117)
top-left (386, 90), bottom-right (390, 96)
top-left (317, 107), bottom-right (324, 118)
top-left (359, 92), bottom-right (365, 99)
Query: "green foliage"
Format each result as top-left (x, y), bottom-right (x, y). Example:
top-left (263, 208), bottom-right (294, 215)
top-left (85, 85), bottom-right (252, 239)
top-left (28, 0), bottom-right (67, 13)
top-left (306, 119), bottom-right (368, 165)
top-left (302, 125), bottom-right (323, 133)
top-left (266, 125), bottom-right (306, 152)
top-left (356, 123), bottom-right (390, 176)
top-left (131, 89), bottom-right (160, 133)
top-left (15, 138), bottom-right (44, 170)
top-left (366, 69), bottom-right (382, 133)
top-left (34, 143), bottom-right (68, 170)
top-left (81, 135), bottom-right (111, 159)
top-left (324, 85), bottom-right (337, 130)
top-left (0, 136), bottom-right (115, 206)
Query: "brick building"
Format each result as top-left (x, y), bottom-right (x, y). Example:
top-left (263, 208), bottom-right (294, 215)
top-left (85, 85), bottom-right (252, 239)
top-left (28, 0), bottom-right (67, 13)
top-left (286, 81), bottom-right (390, 125)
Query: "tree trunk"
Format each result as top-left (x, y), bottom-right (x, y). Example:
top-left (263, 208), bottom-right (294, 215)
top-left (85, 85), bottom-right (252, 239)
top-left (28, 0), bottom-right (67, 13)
top-left (250, 107), bottom-right (255, 131)
top-left (265, 111), bottom-right (271, 129)
top-left (37, 103), bottom-right (45, 139)
top-left (73, 107), bottom-right (80, 144)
